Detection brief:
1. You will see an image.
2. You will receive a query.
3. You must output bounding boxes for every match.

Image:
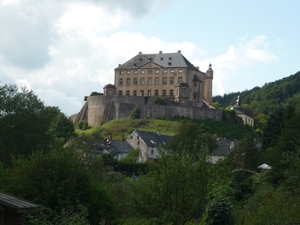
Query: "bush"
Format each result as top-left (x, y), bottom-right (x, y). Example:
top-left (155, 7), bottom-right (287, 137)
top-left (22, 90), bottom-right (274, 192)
top-left (77, 120), bottom-right (89, 130)
top-left (151, 96), bottom-right (167, 105)
top-left (130, 106), bottom-right (140, 119)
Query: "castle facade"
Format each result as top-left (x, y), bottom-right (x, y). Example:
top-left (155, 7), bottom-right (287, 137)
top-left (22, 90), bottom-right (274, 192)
top-left (104, 51), bottom-right (213, 106)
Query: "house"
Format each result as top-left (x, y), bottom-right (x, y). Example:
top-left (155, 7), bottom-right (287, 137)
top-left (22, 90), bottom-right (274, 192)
top-left (104, 51), bottom-right (214, 106)
top-left (207, 138), bottom-right (238, 164)
top-left (231, 95), bottom-right (254, 126)
top-left (95, 139), bottom-right (134, 160)
top-left (126, 129), bottom-right (173, 162)
top-left (0, 192), bottom-right (40, 225)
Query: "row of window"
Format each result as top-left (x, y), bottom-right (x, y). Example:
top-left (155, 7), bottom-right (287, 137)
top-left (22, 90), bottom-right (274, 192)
top-left (119, 69), bottom-right (183, 75)
top-left (119, 89), bottom-right (174, 96)
top-left (119, 77), bottom-right (183, 86)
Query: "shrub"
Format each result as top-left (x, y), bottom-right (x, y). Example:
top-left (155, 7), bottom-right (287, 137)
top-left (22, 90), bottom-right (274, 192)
top-left (151, 96), bottom-right (167, 105)
top-left (77, 120), bottom-right (89, 130)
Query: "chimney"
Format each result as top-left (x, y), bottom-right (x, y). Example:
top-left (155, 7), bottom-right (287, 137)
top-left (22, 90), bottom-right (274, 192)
top-left (110, 133), bottom-right (112, 141)
top-left (122, 134), bottom-right (125, 142)
top-left (156, 130), bottom-right (161, 136)
top-left (118, 64), bottom-right (121, 66)
top-left (196, 66), bottom-right (199, 70)
top-left (139, 51), bottom-right (142, 54)
top-left (178, 50), bottom-right (181, 53)
top-left (159, 51), bottom-right (162, 54)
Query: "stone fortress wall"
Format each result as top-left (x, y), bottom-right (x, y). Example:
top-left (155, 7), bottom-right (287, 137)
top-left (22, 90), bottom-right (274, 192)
top-left (72, 95), bottom-right (223, 126)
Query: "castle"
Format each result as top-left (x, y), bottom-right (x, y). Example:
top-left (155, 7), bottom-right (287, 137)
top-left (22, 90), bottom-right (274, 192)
top-left (105, 50), bottom-right (213, 106)
top-left (73, 51), bottom-right (222, 126)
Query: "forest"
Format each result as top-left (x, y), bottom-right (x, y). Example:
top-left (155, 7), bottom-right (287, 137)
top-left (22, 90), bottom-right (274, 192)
top-left (1, 74), bottom-right (300, 224)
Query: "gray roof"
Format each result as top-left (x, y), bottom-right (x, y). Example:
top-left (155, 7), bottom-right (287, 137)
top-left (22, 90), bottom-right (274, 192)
top-left (0, 192), bottom-right (40, 213)
top-left (96, 140), bottom-right (133, 154)
top-left (116, 51), bottom-right (200, 71)
top-left (135, 130), bottom-right (173, 148)
top-left (210, 139), bottom-right (238, 156)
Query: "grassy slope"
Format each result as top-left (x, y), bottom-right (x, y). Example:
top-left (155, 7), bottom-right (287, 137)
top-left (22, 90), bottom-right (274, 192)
top-left (76, 116), bottom-right (253, 140)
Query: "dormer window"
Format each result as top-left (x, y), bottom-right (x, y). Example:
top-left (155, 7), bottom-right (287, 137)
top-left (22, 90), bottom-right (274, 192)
top-left (168, 62), bottom-right (172, 65)
top-left (169, 57), bottom-right (172, 60)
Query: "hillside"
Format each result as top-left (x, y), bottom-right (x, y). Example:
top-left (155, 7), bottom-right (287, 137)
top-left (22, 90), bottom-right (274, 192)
top-left (76, 116), bottom-right (254, 141)
top-left (213, 71), bottom-right (300, 116)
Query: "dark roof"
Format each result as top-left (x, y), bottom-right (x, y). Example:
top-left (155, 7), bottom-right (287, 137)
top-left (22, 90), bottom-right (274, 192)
top-left (116, 51), bottom-right (200, 71)
top-left (104, 83), bottom-right (116, 88)
top-left (0, 192), bottom-right (40, 213)
top-left (192, 74), bottom-right (202, 82)
top-left (95, 140), bottom-right (133, 154)
top-left (210, 139), bottom-right (238, 156)
top-left (134, 130), bottom-right (173, 147)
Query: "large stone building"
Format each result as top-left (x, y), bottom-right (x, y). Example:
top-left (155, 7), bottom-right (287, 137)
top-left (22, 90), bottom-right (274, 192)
top-left (104, 51), bottom-right (214, 106)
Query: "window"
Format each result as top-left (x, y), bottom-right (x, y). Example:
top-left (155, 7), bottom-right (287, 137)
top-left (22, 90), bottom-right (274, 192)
top-left (134, 70), bottom-right (138, 74)
top-left (170, 69), bottom-right (175, 73)
top-left (155, 77), bottom-right (159, 85)
top-left (126, 78), bottom-right (130, 86)
top-left (148, 77), bottom-right (152, 85)
top-left (163, 90), bottom-right (166, 96)
top-left (170, 77), bottom-right (174, 85)
top-left (126, 71), bottom-right (131, 75)
top-left (178, 69), bottom-right (183, 73)
top-left (170, 89), bottom-right (174, 96)
top-left (118, 90), bottom-right (122, 95)
top-left (140, 90), bottom-right (144, 96)
top-left (151, 149), bottom-right (154, 155)
top-left (178, 76), bottom-right (182, 83)
top-left (181, 88), bottom-right (186, 96)
top-left (119, 78), bottom-right (123, 86)
top-left (140, 77), bottom-right (145, 85)
top-left (163, 77), bottom-right (167, 85)
top-left (163, 70), bottom-right (168, 74)
top-left (119, 71), bottom-right (124, 75)
top-left (133, 90), bottom-right (137, 96)
top-left (155, 70), bottom-right (160, 74)
top-left (126, 90), bottom-right (130, 96)
top-left (141, 70), bottom-right (145, 74)
top-left (194, 83), bottom-right (197, 87)
top-left (148, 90), bottom-right (151, 96)
top-left (155, 90), bottom-right (158, 96)
top-left (133, 78), bottom-right (137, 86)
top-left (148, 70), bottom-right (152, 74)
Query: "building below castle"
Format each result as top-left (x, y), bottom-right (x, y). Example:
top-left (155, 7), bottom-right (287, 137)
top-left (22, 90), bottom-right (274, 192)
top-left (103, 51), bottom-right (213, 107)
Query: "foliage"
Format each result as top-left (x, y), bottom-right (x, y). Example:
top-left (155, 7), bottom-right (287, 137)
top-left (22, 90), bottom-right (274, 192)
top-left (130, 106), bottom-right (140, 119)
top-left (213, 71), bottom-right (300, 117)
top-left (27, 205), bottom-right (89, 225)
top-left (1, 148), bottom-right (116, 224)
top-left (0, 84), bottom-right (53, 166)
top-left (127, 148), bottom-right (211, 224)
top-left (90, 91), bottom-right (103, 96)
top-left (211, 101), bottom-right (221, 109)
top-left (204, 184), bottom-right (234, 225)
top-left (151, 96), bottom-right (167, 105)
top-left (167, 123), bottom-right (218, 158)
top-left (77, 120), bottom-right (89, 130)
top-left (47, 107), bottom-right (75, 143)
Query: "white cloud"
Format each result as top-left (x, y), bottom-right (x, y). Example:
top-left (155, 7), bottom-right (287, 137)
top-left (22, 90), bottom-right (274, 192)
top-left (207, 35), bottom-right (277, 96)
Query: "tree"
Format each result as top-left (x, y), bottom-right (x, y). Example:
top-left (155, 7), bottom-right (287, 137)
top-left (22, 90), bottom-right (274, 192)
top-left (151, 96), bottom-right (167, 105)
top-left (167, 123), bottom-right (218, 159)
top-left (127, 148), bottom-right (211, 224)
top-left (0, 84), bottom-right (52, 166)
top-left (47, 107), bottom-right (75, 143)
top-left (1, 147), bottom-right (116, 224)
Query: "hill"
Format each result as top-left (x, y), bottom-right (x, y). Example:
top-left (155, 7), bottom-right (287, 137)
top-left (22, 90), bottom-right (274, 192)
top-left (213, 71), bottom-right (300, 116)
top-left (76, 116), bottom-right (254, 141)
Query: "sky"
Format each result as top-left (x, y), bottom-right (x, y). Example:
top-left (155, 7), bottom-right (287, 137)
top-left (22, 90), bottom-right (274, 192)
top-left (0, 0), bottom-right (299, 116)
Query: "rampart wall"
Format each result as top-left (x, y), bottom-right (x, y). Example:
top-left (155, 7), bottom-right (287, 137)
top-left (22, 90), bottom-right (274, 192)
top-left (73, 95), bottom-right (222, 126)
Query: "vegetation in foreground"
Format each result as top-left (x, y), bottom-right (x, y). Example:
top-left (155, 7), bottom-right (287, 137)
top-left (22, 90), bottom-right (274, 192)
top-left (1, 82), bottom-right (300, 224)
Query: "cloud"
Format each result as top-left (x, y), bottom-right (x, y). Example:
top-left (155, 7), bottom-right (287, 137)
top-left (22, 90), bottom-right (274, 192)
top-left (207, 35), bottom-right (277, 96)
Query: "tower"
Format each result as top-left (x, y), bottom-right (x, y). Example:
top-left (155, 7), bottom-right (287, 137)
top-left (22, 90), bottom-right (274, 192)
top-left (204, 63), bottom-right (213, 104)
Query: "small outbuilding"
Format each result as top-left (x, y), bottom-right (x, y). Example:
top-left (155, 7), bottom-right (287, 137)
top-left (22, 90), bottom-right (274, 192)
top-left (0, 192), bottom-right (40, 225)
